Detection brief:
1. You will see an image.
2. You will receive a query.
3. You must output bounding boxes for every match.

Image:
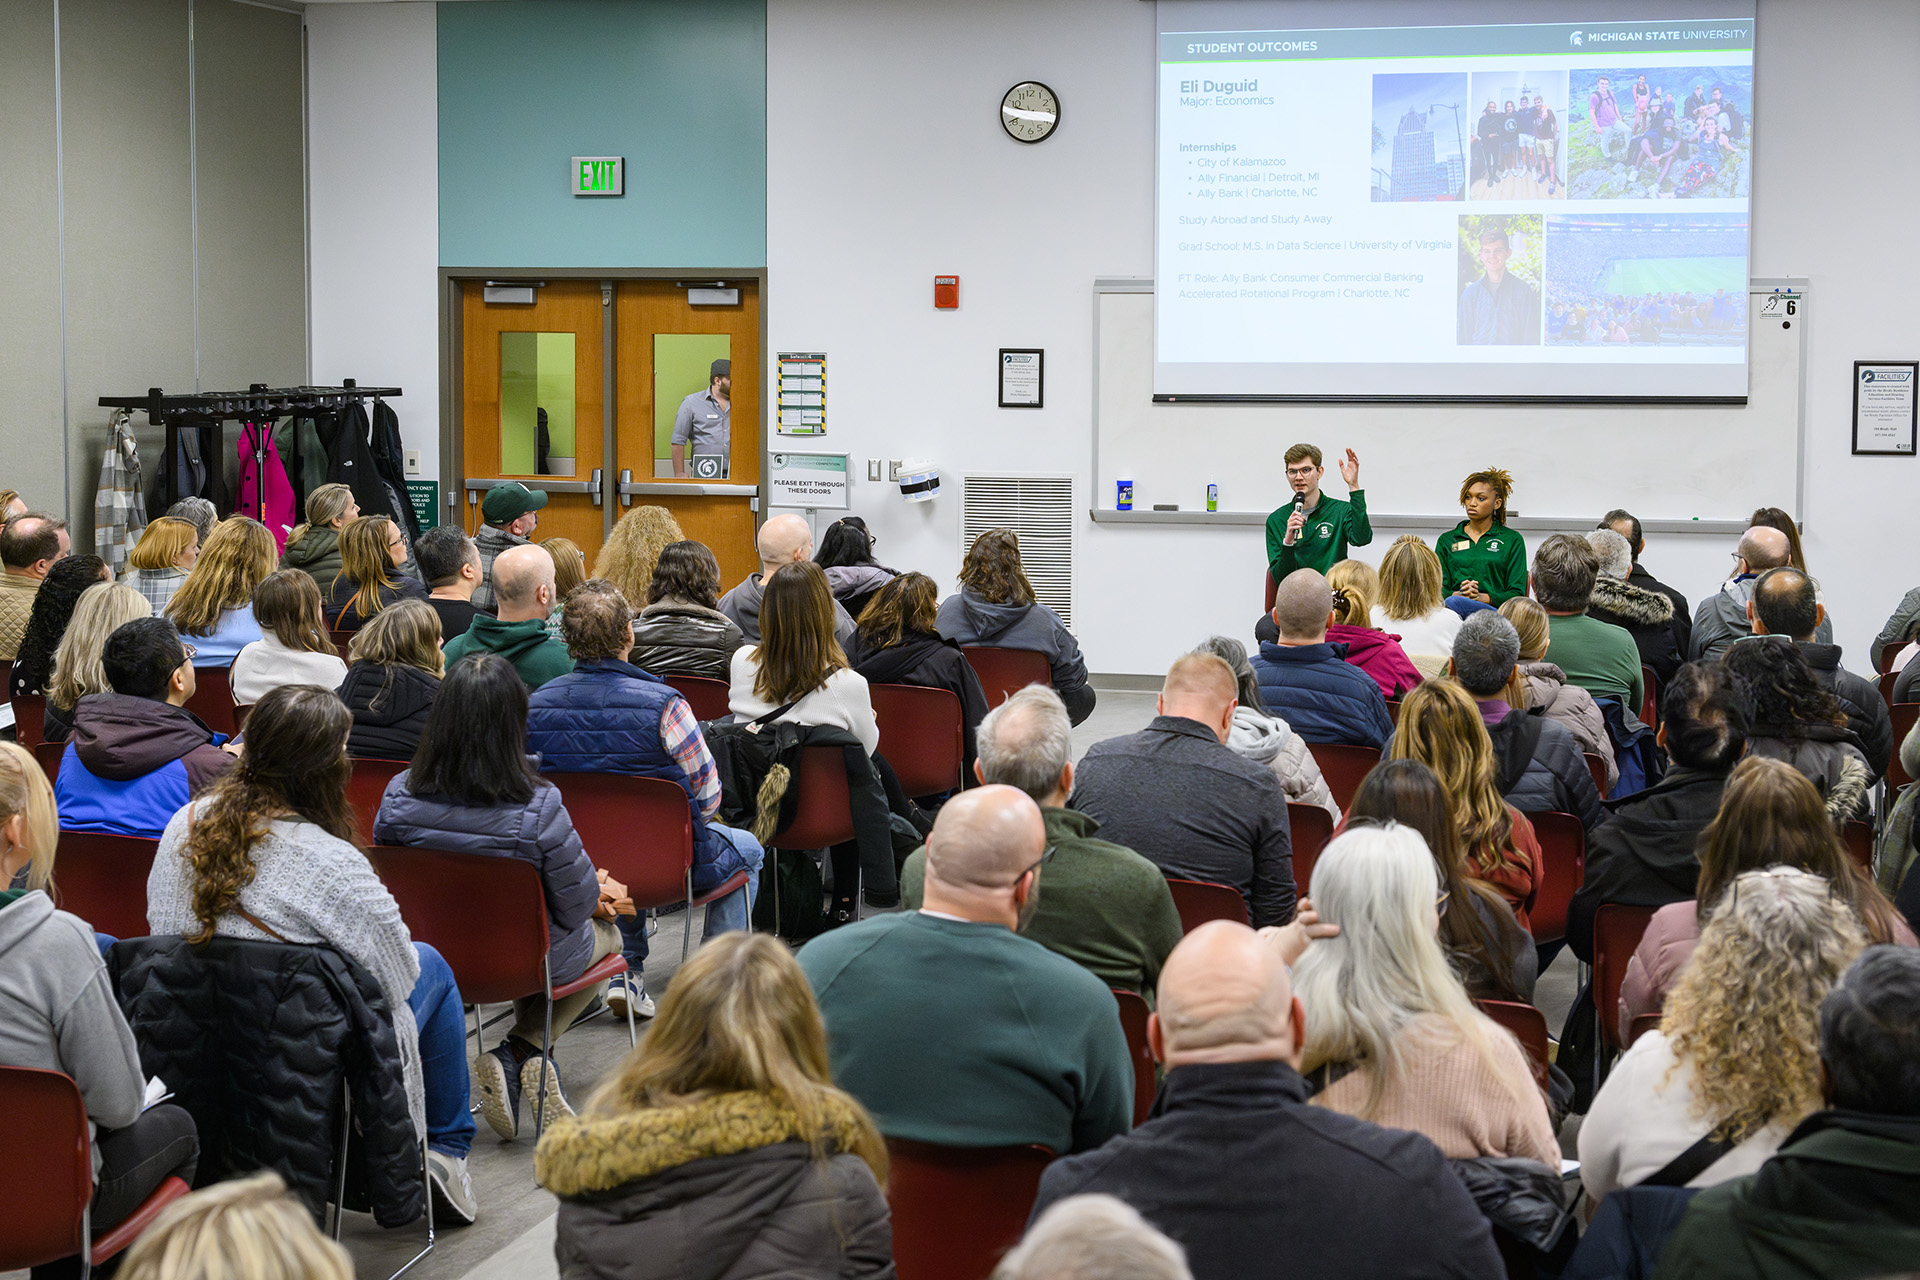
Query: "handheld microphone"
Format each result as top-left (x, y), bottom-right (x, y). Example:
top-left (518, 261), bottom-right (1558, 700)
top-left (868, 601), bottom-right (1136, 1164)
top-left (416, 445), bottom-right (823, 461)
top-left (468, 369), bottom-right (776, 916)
top-left (1293, 492), bottom-right (1306, 516)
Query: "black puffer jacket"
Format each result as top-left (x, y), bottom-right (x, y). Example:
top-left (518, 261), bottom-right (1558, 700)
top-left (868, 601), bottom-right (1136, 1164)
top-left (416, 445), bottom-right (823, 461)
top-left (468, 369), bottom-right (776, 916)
top-left (1588, 576), bottom-right (1684, 690)
top-left (1566, 766), bottom-right (1728, 962)
top-left (110, 935), bottom-right (423, 1226)
top-left (1798, 642), bottom-right (1893, 780)
top-left (630, 598), bottom-right (745, 680)
top-left (846, 628), bottom-right (991, 770)
top-left (1488, 708), bottom-right (1605, 834)
top-left (339, 663), bottom-right (439, 761)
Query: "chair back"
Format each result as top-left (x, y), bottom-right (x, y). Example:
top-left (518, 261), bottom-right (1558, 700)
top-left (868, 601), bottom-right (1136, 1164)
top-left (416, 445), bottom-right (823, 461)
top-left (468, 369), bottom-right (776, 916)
top-left (542, 772), bottom-right (693, 910)
top-left (330, 629), bottom-right (356, 659)
top-left (1475, 1000), bottom-right (1551, 1093)
top-left (1384, 698), bottom-right (1401, 727)
top-left (1165, 877), bottom-right (1250, 933)
top-left (365, 844), bottom-right (550, 1005)
top-left (1303, 741), bottom-right (1379, 813)
top-left (1593, 903), bottom-right (1658, 1052)
top-left (1523, 811), bottom-right (1586, 947)
top-left (1842, 820), bottom-right (1875, 871)
top-left (959, 647), bottom-right (1052, 709)
top-left (1111, 989), bottom-right (1157, 1126)
top-left (0, 1066), bottom-right (93, 1268)
top-left (1263, 568), bottom-right (1278, 615)
top-left (664, 674), bottom-right (731, 722)
top-left (1640, 665), bottom-right (1659, 729)
top-left (347, 756), bottom-right (411, 839)
top-left (870, 683), bottom-right (965, 798)
top-left (1286, 802), bottom-right (1334, 898)
top-left (233, 703), bottom-right (253, 731)
top-left (770, 746), bottom-right (857, 850)
top-left (1584, 751), bottom-right (1610, 799)
top-left (885, 1138), bottom-right (1054, 1280)
top-left (33, 739), bottom-right (63, 782)
top-left (1879, 645), bottom-right (1905, 676)
top-left (186, 666), bottom-right (237, 736)
top-left (1627, 1013), bottom-right (1662, 1047)
top-left (52, 833), bottom-right (161, 940)
top-left (1890, 703), bottom-right (1920, 791)
top-left (1877, 672), bottom-right (1899, 709)
top-left (12, 694), bottom-right (45, 750)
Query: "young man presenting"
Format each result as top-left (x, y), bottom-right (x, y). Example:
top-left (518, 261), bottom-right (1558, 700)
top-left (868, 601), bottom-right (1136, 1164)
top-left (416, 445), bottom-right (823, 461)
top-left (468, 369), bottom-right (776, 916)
top-left (1265, 445), bottom-right (1369, 582)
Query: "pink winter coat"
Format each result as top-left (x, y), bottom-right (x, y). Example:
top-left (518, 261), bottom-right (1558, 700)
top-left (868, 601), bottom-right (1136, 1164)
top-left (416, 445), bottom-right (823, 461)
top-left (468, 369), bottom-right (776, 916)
top-left (235, 421), bottom-right (296, 553)
top-left (1327, 624), bottom-right (1423, 699)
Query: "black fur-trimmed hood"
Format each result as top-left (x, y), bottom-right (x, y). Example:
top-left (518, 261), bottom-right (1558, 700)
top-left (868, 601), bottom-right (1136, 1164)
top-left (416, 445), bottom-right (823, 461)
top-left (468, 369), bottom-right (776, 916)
top-left (1589, 576), bottom-right (1675, 627)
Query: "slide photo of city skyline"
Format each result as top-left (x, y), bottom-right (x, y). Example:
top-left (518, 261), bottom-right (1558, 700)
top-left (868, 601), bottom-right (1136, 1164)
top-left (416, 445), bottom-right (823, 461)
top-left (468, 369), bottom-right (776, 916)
top-left (1469, 70), bottom-right (1569, 201)
top-left (1371, 72), bottom-right (1467, 203)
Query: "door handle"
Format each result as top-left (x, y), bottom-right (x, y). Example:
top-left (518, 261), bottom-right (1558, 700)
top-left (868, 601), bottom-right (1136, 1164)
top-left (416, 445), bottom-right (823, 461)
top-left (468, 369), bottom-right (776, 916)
top-left (619, 469), bottom-right (633, 507)
top-left (590, 469), bottom-right (603, 507)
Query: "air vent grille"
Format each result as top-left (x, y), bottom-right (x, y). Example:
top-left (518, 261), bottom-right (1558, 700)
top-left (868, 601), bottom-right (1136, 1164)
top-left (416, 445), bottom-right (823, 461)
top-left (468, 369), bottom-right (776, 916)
top-left (960, 473), bottom-right (1075, 629)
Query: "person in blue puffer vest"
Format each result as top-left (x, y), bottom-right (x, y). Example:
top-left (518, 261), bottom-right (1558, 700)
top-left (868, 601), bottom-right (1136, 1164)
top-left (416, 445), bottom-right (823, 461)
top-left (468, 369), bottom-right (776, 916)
top-left (54, 616), bottom-right (236, 837)
top-left (527, 579), bottom-right (764, 1022)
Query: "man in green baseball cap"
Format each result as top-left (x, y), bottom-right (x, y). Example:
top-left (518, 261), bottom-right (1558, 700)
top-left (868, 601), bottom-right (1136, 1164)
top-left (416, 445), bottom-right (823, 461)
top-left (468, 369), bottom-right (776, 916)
top-left (473, 481), bottom-right (549, 612)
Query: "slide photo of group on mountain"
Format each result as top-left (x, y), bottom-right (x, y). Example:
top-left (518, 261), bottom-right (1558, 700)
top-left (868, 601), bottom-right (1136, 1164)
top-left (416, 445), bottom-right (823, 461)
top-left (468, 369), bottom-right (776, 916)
top-left (1543, 213), bottom-right (1749, 347)
top-left (1567, 67), bottom-right (1752, 200)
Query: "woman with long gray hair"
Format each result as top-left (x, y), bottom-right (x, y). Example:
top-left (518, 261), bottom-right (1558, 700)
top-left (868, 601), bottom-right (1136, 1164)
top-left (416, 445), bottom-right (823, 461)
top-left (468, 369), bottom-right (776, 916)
top-left (1197, 636), bottom-right (1338, 821)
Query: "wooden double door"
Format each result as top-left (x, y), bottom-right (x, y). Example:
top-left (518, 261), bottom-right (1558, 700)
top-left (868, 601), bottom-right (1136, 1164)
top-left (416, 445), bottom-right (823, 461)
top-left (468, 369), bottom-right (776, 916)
top-left (457, 277), bottom-right (761, 586)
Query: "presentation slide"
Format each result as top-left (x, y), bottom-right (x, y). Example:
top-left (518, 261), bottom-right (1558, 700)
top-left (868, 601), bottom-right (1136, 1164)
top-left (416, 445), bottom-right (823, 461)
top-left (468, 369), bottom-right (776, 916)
top-left (1154, 0), bottom-right (1756, 401)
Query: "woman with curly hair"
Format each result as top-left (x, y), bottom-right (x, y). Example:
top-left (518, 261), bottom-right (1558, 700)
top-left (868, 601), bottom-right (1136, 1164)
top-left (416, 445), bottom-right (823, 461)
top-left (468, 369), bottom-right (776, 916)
top-left (1436, 467), bottom-right (1527, 608)
top-left (936, 527), bottom-right (1094, 724)
top-left (1325, 560), bottom-right (1421, 698)
top-left (1581, 866), bottom-right (1866, 1198)
top-left (592, 505), bottom-right (685, 607)
top-left (630, 540), bottom-right (745, 679)
top-left (1372, 534), bottom-right (1461, 674)
top-left (8, 553), bottom-right (109, 700)
top-left (164, 517), bottom-right (277, 664)
top-left (1722, 637), bottom-right (1872, 823)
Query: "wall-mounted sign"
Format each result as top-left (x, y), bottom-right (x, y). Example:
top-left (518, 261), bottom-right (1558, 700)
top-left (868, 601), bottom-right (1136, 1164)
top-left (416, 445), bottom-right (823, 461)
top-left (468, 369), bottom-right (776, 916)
top-left (999, 348), bottom-right (1044, 408)
top-left (1854, 361), bottom-right (1918, 456)
top-left (571, 156), bottom-right (624, 196)
top-left (777, 352), bottom-right (827, 435)
top-left (769, 452), bottom-right (849, 510)
top-left (405, 479), bottom-right (441, 532)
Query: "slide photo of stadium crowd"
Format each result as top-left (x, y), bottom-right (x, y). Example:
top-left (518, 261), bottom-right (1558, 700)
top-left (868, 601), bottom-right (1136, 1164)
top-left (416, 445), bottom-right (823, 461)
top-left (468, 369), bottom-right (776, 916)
top-left (1467, 70), bottom-right (1568, 201)
top-left (1543, 214), bottom-right (1749, 346)
top-left (1457, 214), bottom-right (1543, 346)
top-left (1566, 66), bottom-right (1752, 200)
top-left (1370, 73), bottom-right (1468, 202)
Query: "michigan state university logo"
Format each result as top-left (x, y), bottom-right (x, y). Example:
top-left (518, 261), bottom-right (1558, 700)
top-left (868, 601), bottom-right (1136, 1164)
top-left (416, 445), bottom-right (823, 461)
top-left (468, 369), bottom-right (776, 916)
top-left (1317, 524), bottom-right (1333, 540)
top-left (1487, 538), bottom-right (1501, 551)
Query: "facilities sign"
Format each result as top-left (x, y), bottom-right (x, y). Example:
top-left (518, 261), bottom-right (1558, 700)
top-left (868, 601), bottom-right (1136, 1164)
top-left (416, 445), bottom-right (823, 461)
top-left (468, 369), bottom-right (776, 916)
top-left (768, 452), bottom-right (849, 510)
top-left (1853, 362), bottom-right (1918, 456)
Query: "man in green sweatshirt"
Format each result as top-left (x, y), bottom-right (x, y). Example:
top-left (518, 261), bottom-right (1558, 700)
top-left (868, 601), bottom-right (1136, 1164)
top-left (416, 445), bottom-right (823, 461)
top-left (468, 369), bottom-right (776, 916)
top-left (442, 544), bottom-right (574, 690)
top-left (1265, 444), bottom-right (1371, 581)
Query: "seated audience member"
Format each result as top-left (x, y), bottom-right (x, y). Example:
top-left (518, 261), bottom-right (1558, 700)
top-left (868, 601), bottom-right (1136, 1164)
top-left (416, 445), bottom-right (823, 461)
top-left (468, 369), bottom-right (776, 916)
top-left (630, 539), bottom-right (747, 679)
top-left (845, 570), bottom-right (990, 768)
top-left (1870, 583), bottom-right (1920, 674)
top-left (1388, 679), bottom-right (1542, 927)
top-left (720, 512), bottom-right (856, 646)
top-left (1584, 527), bottom-right (1683, 689)
top-left (55, 618), bottom-right (235, 837)
top-left (1326, 559), bottom-right (1422, 698)
top-left (1435, 467), bottom-right (1527, 608)
top-left (536, 933), bottom-right (894, 1279)
top-left (413, 524), bottom-right (489, 643)
top-left (322, 515), bottom-right (425, 632)
top-left (116, 1171), bottom-right (351, 1280)
top-left (1582, 867), bottom-right (1866, 1202)
top-left (443, 543), bottom-right (574, 690)
top-left (937, 526), bottom-right (1096, 725)
top-left (592, 504), bottom-right (684, 610)
top-left (1619, 757), bottom-right (1913, 1037)
top-left (996, 1196), bottom-right (1192, 1280)
top-left (1894, 637), bottom-right (1920, 705)
top-left (1749, 505), bottom-right (1809, 573)
top-left (902, 685), bottom-right (1182, 998)
top-left (1600, 508), bottom-right (1692, 656)
top-left (277, 482), bottom-right (357, 590)
top-left (8, 553), bottom-right (108, 700)
top-left (1531, 533), bottom-right (1645, 713)
top-left (1450, 609), bottom-right (1604, 832)
top-left (799, 785), bottom-right (1132, 1153)
top-left (1252, 569), bottom-right (1393, 749)
top-left (164, 516), bottom-right (274, 664)
top-left (1749, 566), bottom-right (1891, 779)
top-left (0, 743), bottom-right (201, 1273)
top-left (1293, 825), bottom-right (1559, 1165)
top-left (339, 599), bottom-right (443, 760)
top-left (1501, 596), bottom-right (1618, 786)
top-left (1372, 534), bottom-right (1462, 672)
top-left (43, 583), bottom-right (151, 745)
top-left (472, 482), bottom-right (546, 613)
top-left (1651, 947), bottom-right (1920, 1279)
top-left (1569, 664), bottom-right (1748, 961)
top-left (1201, 635), bottom-right (1339, 821)
top-left (540, 535), bottom-right (587, 641)
top-left (148, 685), bottom-right (480, 1222)
top-left (1028, 920), bottom-right (1501, 1280)
top-left (729, 561), bottom-right (879, 754)
top-left (0, 512), bottom-right (71, 661)
top-left (1722, 639), bottom-right (1872, 822)
top-left (373, 655), bottom-right (612, 1140)
top-left (1692, 525), bottom-right (1832, 661)
top-left (815, 514), bottom-right (898, 620)
top-left (229, 569), bottom-right (348, 706)
top-left (165, 497), bottom-right (216, 550)
top-left (1073, 653), bottom-right (1296, 928)
top-left (121, 516), bottom-right (200, 614)
top-left (529, 579), bottom-right (765, 1018)
top-left (0, 489), bottom-right (25, 521)
top-left (1349, 760), bottom-right (1537, 1003)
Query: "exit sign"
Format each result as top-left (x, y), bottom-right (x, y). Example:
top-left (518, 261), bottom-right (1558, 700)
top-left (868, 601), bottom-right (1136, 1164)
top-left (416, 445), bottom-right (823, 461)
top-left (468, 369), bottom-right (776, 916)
top-left (571, 156), bottom-right (624, 196)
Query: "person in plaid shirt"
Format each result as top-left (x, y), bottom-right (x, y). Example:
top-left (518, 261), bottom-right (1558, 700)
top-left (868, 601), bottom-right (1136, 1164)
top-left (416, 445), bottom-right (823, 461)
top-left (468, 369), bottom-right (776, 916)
top-left (122, 517), bottom-right (200, 615)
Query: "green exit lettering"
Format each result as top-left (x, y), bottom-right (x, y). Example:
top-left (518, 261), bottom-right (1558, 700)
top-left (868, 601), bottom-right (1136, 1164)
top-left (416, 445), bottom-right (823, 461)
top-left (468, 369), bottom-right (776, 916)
top-left (572, 156), bottom-right (623, 197)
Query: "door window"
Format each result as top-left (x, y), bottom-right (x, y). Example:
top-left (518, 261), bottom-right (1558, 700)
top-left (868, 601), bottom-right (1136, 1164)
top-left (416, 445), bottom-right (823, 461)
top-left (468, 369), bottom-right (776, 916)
top-left (500, 332), bottom-right (577, 476)
top-left (653, 334), bottom-right (731, 478)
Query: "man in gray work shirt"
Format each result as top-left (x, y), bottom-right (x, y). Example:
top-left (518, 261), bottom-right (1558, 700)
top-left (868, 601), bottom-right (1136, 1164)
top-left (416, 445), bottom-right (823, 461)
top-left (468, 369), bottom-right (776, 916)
top-left (671, 359), bottom-right (731, 478)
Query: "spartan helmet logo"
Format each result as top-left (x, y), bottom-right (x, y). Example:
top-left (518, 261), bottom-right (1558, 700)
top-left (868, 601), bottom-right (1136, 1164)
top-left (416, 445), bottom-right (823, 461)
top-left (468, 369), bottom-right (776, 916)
top-left (1569, 30), bottom-right (1584, 46)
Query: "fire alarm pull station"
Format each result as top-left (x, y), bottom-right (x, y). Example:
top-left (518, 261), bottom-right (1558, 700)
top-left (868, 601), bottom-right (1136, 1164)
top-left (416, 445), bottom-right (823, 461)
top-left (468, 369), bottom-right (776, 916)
top-left (934, 276), bottom-right (959, 309)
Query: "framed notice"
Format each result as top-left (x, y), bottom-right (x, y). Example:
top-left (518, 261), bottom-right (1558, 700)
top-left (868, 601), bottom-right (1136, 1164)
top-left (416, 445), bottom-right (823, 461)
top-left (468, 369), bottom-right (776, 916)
top-left (768, 452), bottom-right (850, 510)
top-left (999, 348), bottom-right (1044, 408)
top-left (1853, 362), bottom-right (1919, 456)
top-left (777, 352), bottom-right (827, 435)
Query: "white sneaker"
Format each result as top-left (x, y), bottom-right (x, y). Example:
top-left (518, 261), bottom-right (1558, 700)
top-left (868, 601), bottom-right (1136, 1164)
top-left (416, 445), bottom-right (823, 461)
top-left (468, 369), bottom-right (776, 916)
top-left (521, 1054), bottom-right (575, 1130)
top-left (606, 974), bottom-right (656, 1020)
top-left (426, 1150), bottom-right (479, 1226)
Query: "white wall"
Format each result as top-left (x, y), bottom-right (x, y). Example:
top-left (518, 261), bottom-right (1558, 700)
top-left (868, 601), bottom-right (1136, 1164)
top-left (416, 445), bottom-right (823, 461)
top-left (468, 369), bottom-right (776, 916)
top-left (306, 1), bottom-right (441, 486)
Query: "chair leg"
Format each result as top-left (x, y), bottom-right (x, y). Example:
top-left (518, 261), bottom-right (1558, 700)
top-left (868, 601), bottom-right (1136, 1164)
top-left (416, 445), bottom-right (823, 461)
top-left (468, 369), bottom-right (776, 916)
top-left (80, 1201), bottom-right (92, 1280)
top-left (682, 870), bottom-right (695, 965)
top-left (383, 1140), bottom-right (436, 1280)
top-left (331, 1082), bottom-right (353, 1240)
top-left (624, 979), bottom-right (637, 1049)
top-left (535, 959), bottom-right (554, 1142)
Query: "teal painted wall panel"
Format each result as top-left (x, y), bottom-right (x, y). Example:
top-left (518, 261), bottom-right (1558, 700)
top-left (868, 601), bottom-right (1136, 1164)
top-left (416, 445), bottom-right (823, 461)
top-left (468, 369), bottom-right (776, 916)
top-left (438, 0), bottom-right (766, 269)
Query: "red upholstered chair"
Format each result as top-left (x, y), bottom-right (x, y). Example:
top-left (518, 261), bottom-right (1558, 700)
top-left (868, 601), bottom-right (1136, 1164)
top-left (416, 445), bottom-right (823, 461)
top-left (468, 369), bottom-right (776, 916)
top-left (1593, 903), bottom-right (1658, 1056)
top-left (542, 772), bottom-right (751, 964)
top-left (1890, 704), bottom-right (1920, 791)
top-left (1287, 802), bottom-right (1334, 899)
top-left (1263, 568), bottom-right (1277, 615)
top-left (51, 833), bottom-right (160, 941)
top-left (768, 747), bottom-right (858, 934)
top-left (1112, 989), bottom-right (1157, 1126)
top-left (233, 703), bottom-right (252, 731)
top-left (1165, 878), bottom-right (1250, 933)
top-left (33, 739), bottom-right (63, 782)
top-left (185, 666), bottom-right (237, 736)
top-left (960, 647), bottom-right (1052, 709)
top-left (1303, 742), bottom-right (1379, 814)
top-left (13, 693), bottom-right (46, 750)
top-left (1640, 665), bottom-right (1659, 730)
top-left (1878, 672), bottom-right (1899, 710)
top-left (1384, 698), bottom-right (1401, 728)
top-left (870, 684), bottom-right (965, 799)
top-left (1843, 820), bottom-right (1875, 872)
top-left (365, 845), bottom-right (629, 1136)
top-left (330, 629), bottom-right (356, 660)
top-left (1523, 811), bottom-right (1586, 948)
top-left (1628, 1013), bottom-right (1662, 1047)
top-left (347, 756), bottom-right (411, 839)
top-left (0, 1066), bottom-right (191, 1273)
top-left (664, 675), bottom-right (732, 722)
top-left (1475, 999), bottom-right (1551, 1094)
top-left (885, 1138), bottom-right (1054, 1280)
top-left (1880, 646), bottom-right (1905, 676)
top-left (1584, 752), bottom-right (1610, 800)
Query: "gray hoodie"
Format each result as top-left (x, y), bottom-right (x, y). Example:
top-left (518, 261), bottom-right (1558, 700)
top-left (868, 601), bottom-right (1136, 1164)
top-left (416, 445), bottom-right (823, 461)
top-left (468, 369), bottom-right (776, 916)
top-left (935, 591), bottom-right (1090, 692)
top-left (0, 890), bottom-right (146, 1172)
top-left (718, 571), bottom-right (857, 646)
top-left (1692, 576), bottom-right (1834, 662)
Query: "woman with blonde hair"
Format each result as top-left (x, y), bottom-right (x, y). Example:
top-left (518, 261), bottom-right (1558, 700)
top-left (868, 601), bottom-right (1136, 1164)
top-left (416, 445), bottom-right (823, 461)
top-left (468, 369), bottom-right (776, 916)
top-left (542, 536), bottom-right (588, 641)
top-left (1436, 468), bottom-right (1527, 607)
top-left (937, 526), bottom-right (1095, 724)
top-left (1582, 866), bottom-right (1867, 1199)
top-left (538, 931), bottom-right (893, 1279)
top-left (122, 516), bottom-right (200, 613)
top-left (1388, 679), bottom-right (1541, 926)
top-left (631, 539), bottom-right (746, 679)
top-left (593, 504), bottom-right (685, 607)
top-left (322, 514), bottom-right (424, 631)
top-left (164, 516), bottom-right (276, 663)
top-left (229, 569), bottom-right (347, 705)
top-left (43, 583), bottom-right (152, 743)
top-left (1291, 824), bottom-right (1558, 1164)
top-left (1499, 595), bottom-right (1617, 787)
top-left (1326, 560), bottom-right (1420, 698)
top-left (1372, 534), bottom-right (1461, 673)
top-left (279, 482), bottom-right (358, 589)
top-left (339, 597), bottom-right (444, 760)
top-left (116, 1171), bottom-right (350, 1280)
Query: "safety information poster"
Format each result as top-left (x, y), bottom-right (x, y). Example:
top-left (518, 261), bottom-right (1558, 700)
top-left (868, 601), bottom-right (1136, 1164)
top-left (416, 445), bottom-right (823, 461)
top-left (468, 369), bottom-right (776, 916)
top-left (777, 353), bottom-right (827, 435)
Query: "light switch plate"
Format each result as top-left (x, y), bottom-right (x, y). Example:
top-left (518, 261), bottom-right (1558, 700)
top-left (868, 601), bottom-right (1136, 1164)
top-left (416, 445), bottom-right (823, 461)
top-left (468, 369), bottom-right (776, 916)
top-left (405, 450), bottom-right (421, 476)
top-left (866, 459), bottom-right (883, 481)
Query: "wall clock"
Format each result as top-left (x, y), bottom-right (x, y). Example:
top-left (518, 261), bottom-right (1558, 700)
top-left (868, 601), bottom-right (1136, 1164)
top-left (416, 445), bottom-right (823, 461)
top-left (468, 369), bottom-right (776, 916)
top-left (1001, 81), bottom-right (1060, 143)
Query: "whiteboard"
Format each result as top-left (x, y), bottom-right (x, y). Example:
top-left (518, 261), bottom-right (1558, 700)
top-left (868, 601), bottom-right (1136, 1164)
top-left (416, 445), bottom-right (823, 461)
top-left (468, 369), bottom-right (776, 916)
top-left (1093, 279), bottom-right (1805, 530)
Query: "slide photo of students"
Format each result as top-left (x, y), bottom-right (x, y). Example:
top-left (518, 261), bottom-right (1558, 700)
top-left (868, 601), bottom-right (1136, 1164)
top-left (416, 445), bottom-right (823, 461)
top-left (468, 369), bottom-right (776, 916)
top-left (1543, 213), bottom-right (1748, 347)
top-left (1567, 66), bottom-right (1752, 199)
top-left (1466, 70), bottom-right (1567, 200)
top-left (1371, 73), bottom-right (1468, 202)
top-left (1457, 215), bottom-right (1542, 346)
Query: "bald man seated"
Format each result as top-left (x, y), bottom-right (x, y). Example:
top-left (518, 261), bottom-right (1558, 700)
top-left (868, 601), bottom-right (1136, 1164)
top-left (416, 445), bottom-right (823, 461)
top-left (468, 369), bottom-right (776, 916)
top-left (1692, 524), bottom-right (1832, 662)
top-left (1029, 922), bottom-right (1503, 1280)
top-left (717, 512), bottom-right (857, 645)
top-left (1071, 653), bottom-right (1296, 927)
top-left (442, 542), bottom-right (575, 690)
top-left (1249, 569), bottom-right (1393, 748)
top-left (798, 785), bottom-right (1133, 1154)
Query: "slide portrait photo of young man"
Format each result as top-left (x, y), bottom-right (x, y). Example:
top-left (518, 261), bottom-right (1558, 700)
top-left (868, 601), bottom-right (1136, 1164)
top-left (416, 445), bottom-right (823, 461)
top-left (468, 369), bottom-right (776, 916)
top-left (1457, 214), bottom-right (1542, 346)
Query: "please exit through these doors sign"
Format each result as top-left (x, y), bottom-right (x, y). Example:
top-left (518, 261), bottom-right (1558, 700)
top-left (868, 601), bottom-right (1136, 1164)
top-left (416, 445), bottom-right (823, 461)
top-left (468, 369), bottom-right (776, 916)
top-left (571, 156), bottom-right (623, 196)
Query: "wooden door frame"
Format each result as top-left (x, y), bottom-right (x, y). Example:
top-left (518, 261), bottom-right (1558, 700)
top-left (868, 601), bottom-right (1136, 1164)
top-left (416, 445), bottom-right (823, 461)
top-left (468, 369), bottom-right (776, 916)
top-left (438, 266), bottom-right (769, 543)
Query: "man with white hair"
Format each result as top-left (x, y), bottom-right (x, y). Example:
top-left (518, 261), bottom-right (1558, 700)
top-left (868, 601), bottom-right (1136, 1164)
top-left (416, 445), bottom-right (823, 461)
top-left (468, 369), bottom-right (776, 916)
top-left (1028, 921), bottom-right (1502, 1280)
top-left (1691, 524), bottom-right (1832, 662)
top-left (1598, 508), bottom-right (1691, 655)
top-left (442, 543), bottom-right (574, 689)
top-left (1249, 568), bottom-right (1392, 748)
top-left (995, 1196), bottom-right (1192, 1280)
top-left (1583, 527), bottom-right (1684, 689)
top-left (718, 512), bottom-right (856, 644)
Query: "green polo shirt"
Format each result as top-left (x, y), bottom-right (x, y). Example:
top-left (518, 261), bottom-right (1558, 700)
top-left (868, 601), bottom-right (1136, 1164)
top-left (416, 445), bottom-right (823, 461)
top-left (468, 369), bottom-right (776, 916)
top-left (1545, 611), bottom-right (1644, 710)
top-left (1435, 521), bottom-right (1529, 604)
top-left (1266, 490), bottom-right (1372, 579)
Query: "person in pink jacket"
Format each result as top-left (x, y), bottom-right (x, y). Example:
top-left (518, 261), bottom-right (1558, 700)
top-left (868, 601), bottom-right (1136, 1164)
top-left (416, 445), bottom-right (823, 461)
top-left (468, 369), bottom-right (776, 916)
top-left (1326, 561), bottom-right (1422, 699)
